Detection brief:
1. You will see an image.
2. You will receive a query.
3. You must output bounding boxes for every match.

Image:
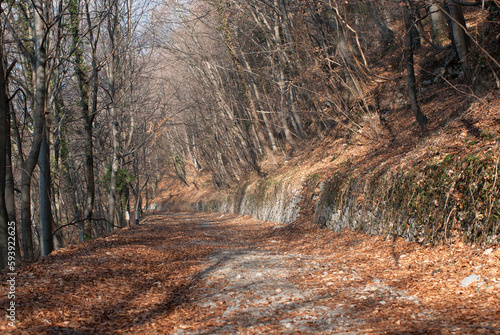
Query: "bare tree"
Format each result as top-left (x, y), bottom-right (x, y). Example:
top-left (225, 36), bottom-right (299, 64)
top-left (106, 0), bottom-right (121, 231)
top-left (17, 0), bottom-right (49, 259)
top-left (0, 0), bottom-right (10, 268)
top-left (403, 0), bottom-right (428, 129)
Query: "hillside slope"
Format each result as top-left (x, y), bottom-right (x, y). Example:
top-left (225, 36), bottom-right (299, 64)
top-left (155, 79), bottom-right (500, 245)
top-left (151, 3), bottom-right (500, 245)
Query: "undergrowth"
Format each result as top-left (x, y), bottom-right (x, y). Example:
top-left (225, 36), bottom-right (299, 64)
top-left (369, 149), bottom-right (500, 244)
top-left (306, 146), bottom-right (500, 245)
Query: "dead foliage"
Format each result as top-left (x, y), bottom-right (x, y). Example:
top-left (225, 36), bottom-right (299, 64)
top-left (1, 212), bottom-right (498, 334)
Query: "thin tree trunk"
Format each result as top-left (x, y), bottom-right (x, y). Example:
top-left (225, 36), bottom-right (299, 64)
top-left (39, 124), bottom-right (53, 256)
top-left (278, 0), bottom-right (305, 140)
top-left (404, 0), bottom-right (428, 129)
top-left (83, 119), bottom-right (96, 237)
top-left (72, 0), bottom-right (98, 239)
top-left (63, 134), bottom-right (83, 240)
top-left (288, 87), bottom-right (305, 139)
top-left (51, 97), bottom-right (65, 249)
top-left (447, 0), bottom-right (470, 76)
top-left (0, 9), bottom-right (10, 267)
top-left (240, 51), bottom-right (278, 154)
top-left (272, 1), bottom-right (297, 152)
top-left (87, 0), bottom-right (100, 237)
top-left (277, 65), bottom-right (297, 151)
top-left (5, 108), bottom-right (21, 264)
top-left (107, 0), bottom-right (120, 232)
top-left (108, 111), bottom-right (119, 231)
top-left (21, 0), bottom-right (47, 260)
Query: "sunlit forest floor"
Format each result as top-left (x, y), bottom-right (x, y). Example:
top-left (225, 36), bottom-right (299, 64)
top-left (1, 212), bottom-right (498, 334)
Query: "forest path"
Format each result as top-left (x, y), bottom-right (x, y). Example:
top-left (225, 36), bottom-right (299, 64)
top-left (1, 212), bottom-right (499, 334)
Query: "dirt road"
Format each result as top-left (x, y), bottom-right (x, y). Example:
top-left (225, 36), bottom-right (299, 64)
top-left (1, 212), bottom-right (499, 334)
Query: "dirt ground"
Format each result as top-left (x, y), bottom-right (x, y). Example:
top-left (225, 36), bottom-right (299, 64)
top-left (1, 212), bottom-right (499, 334)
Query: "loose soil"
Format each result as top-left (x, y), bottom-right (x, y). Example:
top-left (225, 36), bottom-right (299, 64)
top-left (1, 212), bottom-right (499, 334)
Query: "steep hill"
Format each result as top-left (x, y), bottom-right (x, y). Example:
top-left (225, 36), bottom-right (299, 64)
top-left (154, 9), bottom-right (500, 244)
top-left (155, 83), bottom-right (500, 244)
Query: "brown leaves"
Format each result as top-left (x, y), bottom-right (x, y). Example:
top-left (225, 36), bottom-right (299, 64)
top-left (1, 212), bottom-right (499, 334)
top-left (0, 213), bottom-right (221, 334)
top-left (270, 222), bottom-right (500, 334)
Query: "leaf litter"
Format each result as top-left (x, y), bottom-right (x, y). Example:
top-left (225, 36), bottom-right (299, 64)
top-left (1, 212), bottom-right (499, 334)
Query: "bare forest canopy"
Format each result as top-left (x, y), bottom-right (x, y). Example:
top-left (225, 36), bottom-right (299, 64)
top-left (0, 0), bottom-right (500, 268)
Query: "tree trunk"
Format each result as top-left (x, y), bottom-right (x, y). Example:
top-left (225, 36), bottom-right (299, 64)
top-left (21, 0), bottom-right (47, 260)
top-left (39, 124), bottom-right (53, 256)
top-left (51, 97), bottom-right (65, 249)
top-left (404, 0), bottom-right (428, 129)
top-left (107, 0), bottom-right (120, 232)
top-left (277, 64), bottom-right (297, 152)
top-left (0, 11), bottom-right (9, 267)
top-left (83, 119), bottom-right (95, 237)
top-left (278, 0), bottom-right (305, 140)
top-left (447, 0), bottom-right (470, 76)
top-left (73, 0), bottom-right (97, 239)
top-left (273, 0), bottom-right (298, 152)
top-left (108, 109), bottom-right (119, 231)
top-left (429, 1), bottom-right (448, 46)
top-left (288, 86), bottom-right (305, 139)
top-left (240, 50), bottom-right (279, 154)
top-left (5, 107), bottom-right (21, 264)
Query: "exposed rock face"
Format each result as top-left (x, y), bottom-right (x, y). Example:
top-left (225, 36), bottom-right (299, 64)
top-left (311, 177), bottom-right (424, 242)
top-left (187, 148), bottom-right (499, 245)
top-left (197, 180), bottom-right (302, 224)
top-left (190, 171), bottom-right (428, 243)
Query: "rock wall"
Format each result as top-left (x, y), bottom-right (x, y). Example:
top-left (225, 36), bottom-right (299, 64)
top-left (195, 179), bottom-right (302, 224)
top-left (311, 174), bottom-right (424, 242)
top-left (191, 173), bottom-right (420, 240)
top-left (193, 172), bottom-right (410, 238)
top-left (187, 151), bottom-right (500, 244)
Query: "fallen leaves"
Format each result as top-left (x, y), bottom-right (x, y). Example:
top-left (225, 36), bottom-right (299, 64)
top-left (0, 212), bottom-right (498, 334)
